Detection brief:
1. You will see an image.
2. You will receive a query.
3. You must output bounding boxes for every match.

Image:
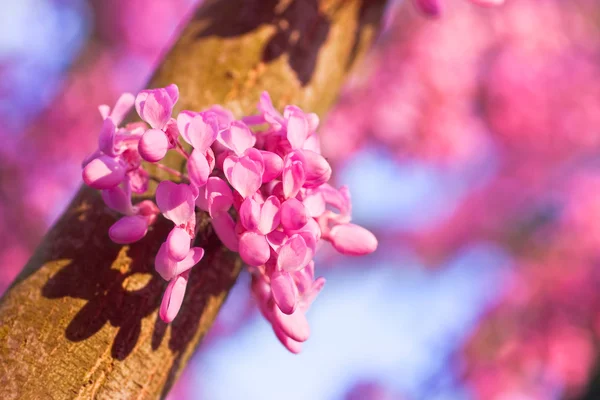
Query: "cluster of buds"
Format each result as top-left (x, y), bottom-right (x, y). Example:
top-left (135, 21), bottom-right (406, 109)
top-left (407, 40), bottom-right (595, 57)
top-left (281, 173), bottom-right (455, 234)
top-left (82, 85), bottom-right (377, 353)
top-left (413, 0), bottom-right (504, 16)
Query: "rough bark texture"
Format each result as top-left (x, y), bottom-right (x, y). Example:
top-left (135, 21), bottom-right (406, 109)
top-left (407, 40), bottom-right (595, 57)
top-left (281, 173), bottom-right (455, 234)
top-left (0, 0), bottom-right (386, 398)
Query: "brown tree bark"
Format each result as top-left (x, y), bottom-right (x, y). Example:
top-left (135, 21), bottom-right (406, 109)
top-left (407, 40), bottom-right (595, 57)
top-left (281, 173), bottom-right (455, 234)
top-left (0, 0), bottom-right (386, 398)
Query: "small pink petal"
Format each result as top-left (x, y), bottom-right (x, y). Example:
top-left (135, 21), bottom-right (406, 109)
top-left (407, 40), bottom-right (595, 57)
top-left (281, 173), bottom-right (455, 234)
top-left (185, 114), bottom-right (218, 151)
top-left (266, 230), bottom-right (287, 252)
top-left (258, 196), bottom-right (281, 235)
top-left (301, 277), bottom-right (326, 311)
top-left (136, 88), bottom-right (173, 129)
top-left (156, 181), bottom-right (195, 225)
top-left (303, 133), bottom-right (321, 153)
top-left (207, 177), bottom-right (234, 217)
top-left (212, 212), bottom-right (239, 251)
top-left (109, 92), bottom-right (135, 125)
top-left (128, 168), bottom-right (149, 194)
top-left (167, 227), bottom-right (191, 261)
top-left (108, 215), bottom-right (148, 244)
top-left (176, 110), bottom-right (198, 141)
top-left (173, 247), bottom-right (205, 277)
top-left (164, 83), bottom-right (179, 104)
top-left (272, 306), bottom-right (310, 342)
top-left (280, 198), bottom-right (308, 232)
top-left (138, 129), bottom-right (169, 162)
top-left (239, 197), bottom-right (260, 231)
top-left (277, 234), bottom-right (309, 272)
top-left (282, 160), bottom-right (305, 199)
top-left (229, 156), bottom-right (262, 198)
top-left (271, 270), bottom-right (298, 315)
top-left (239, 232), bottom-right (271, 267)
top-left (306, 113), bottom-right (319, 132)
top-left (155, 242), bottom-right (178, 280)
top-left (301, 150), bottom-right (331, 188)
top-left (160, 271), bottom-right (189, 323)
top-left (102, 186), bottom-right (133, 215)
top-left (286, 112), bottom-right (309, 149)
top-left (136, 200), bottom-right (160, 224)
top-left (244, 148), bottom-right (265, 176)
top-left (219, 120), bottom-right (256, 155)
top-left (329, 223), bottom-right (378, 256)
top-left (293, 261), bottom-right (315, 293)
top-left (82, 155), bottom-right (125, 189)
top-left (187, 150), bottom-right (211, 188)
top-left (303, 190), bottom-right (326, 217)
top-left (259, 150), bottom-right (283, 182)
top-left (98, 118), bottom-right (117, 157)
top-left (258, 91), bottom-right (284, 129)
top-left (273, 324), bottom-right (303, 354)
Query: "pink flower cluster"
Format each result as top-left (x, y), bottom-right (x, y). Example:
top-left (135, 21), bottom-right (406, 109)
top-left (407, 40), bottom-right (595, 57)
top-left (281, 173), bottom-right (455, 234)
top-left (413, 0), bottom-right (504, 16)
top-left (81, 85), bottom-right (378, 353)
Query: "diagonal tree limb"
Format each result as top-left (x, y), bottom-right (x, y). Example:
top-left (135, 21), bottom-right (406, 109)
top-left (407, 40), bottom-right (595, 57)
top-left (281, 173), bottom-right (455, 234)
top-left (0, 0), bottom-right (386, 398)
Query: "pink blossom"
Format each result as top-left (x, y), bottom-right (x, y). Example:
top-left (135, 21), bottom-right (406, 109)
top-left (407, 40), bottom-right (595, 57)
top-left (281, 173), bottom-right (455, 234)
top-left (82, 86), bottom-right (377, 352)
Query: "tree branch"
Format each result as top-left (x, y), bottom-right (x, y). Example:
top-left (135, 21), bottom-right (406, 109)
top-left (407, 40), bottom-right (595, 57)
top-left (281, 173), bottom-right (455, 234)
top-left (0, 0), bottom-right (386, 398)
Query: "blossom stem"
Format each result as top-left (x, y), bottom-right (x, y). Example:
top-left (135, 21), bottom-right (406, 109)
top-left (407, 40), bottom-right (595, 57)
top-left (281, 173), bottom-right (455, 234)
top-left (176, 142), bottom-right (190, 159)
top-left (154, 163), bottom-right (186, 179)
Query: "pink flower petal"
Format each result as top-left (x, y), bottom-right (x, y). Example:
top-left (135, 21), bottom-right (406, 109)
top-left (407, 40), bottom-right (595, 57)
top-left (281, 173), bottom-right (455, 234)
top-left (301, 277), bottom-right (326, 311)
top-left (128, 168), bottom-right (149, 194)
top-left (239, 197), bottom-right (260, 231)
top-left (185, 114), bottom-right (218, 152)
top-left (271, 306), bottom-right (310, 342)
top-left (166, 227), bottom-right (191, 261)
top-left (293, 261), bottom-right (315, 294)
top-left (164, 83), bottom-right (179, 104)
top-left (277, 234), bottom-right (309, 271)
top-left (187, 149), bottom-right (211, 188)
top-left (258, 91), bottom-right (284, 129)
top-left (271, 270), bottom-right (298, 315)
top-left (218, 121), bottom-right (256, 155)
top-left (228, 156), bottom-right (262, 198)
top-left (239, 232), bottom-right (271, 267)
top-left (282, 160), bottom-right (305, 199)
top-left (102, 186), bottom-right (133, 215)
top-left (259, 196), bottom-right (281, 235)
top-left (329, 223), bottom-right (378, 256)
top-left (155, 181), bottom-right (195, 225)
top-left (98, 118), bottom-right (117, 157)
top-left (266, 230), bottom-right (287, 252)
top-left (159, 271), bottom-right (189, 323)
top-left (108, 215), bottom-right (148, 244)
top-left (207, 177), bottom-right (234, 217)
top-left (301, 150), bottom-right (331, 188)
top-left (259, 150), bottom-right (283, 182)
top-left (155, 242), bottom-right (178, 280)
top-left (286, 112), bottom-right (309, 149)
top-left (280, 198), bottom-right (308, 232)
top-left (176, 110), bottom-right (198, 140)
top-left (303, 190), bottom-right (326, 217)
top-left (273, 324), bottom-right (303, 354)
top-left (138, 129), bottom-right (169, 162)
top-left (173, 247), bottom-right (205, 277)
top-left (82, 155), bottom-right (125, 189)
top-left (109, 92), bottom-right (135, 125)
top-left (211, 212), bottom-right (239, 251)
top-left (135, 88), bottom-right (173, 129)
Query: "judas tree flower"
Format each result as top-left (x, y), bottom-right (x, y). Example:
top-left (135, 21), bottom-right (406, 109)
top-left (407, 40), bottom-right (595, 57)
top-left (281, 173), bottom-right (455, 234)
top-left (82, 85), bottom-right (378, 352)
top-left (136, 84), bottom-right (179, 162)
